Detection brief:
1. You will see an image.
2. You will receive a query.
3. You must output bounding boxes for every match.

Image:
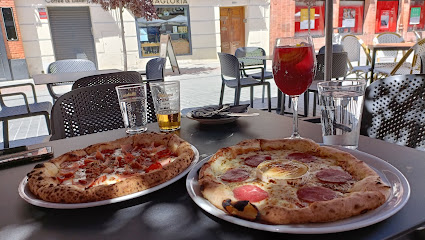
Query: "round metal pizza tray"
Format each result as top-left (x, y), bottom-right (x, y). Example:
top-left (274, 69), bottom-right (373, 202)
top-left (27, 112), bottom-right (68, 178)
top-left (18, 145), bottom-right (199, 209)
top-left (186, 147), bottom-right (410, 234)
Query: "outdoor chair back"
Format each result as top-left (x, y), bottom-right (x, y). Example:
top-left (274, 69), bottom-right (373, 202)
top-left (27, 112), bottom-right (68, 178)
top-left (304, 52), bottom-right (348, 117)
top-left (47, 59), bottom-right (96, 74)
top-left (71, 71), bottom-right (157, 123)
top-left (235, 47), bottom-right (273, 103)
top-left (314, 52), bottom-right (348, 80)
top-left (360, 74), bottom-right (425, 150)
top-left (217, 52), bottom-right (271, 111)
top-left (72, 71), bottom-right (142, 90)
top-left (50, 83), bottom-right (125, 140)
top-left (146, 57), bottom-right (166, 81)
top-left (373, 32), bottom-right (404, 62)
top-left (318, 44), bottom-right (344, 54)
top-left (375, 38), bottom-right (425, 77)
top-left (0, 83), bottom-right (52, 148)
top-left (341, 35), bottom-right (372, 79)
top-left (46, 59), bottom-right (97, 101)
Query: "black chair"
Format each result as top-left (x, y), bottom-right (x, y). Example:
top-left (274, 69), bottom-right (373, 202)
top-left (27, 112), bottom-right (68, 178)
top-left (146, 57), bottom-right (166, 81)
top-left (0, 83), bottom-right (52, 148)
top-left (217, 52), bottom-right (271, 112)
top-left (47, 59), bottom-right (97, 101)
top-left (72, 71), bottom-right (158, 123)
top-left (360, 74), bottom-right (425, 150)
top-left (50, 83), bottom-right (125, 140)
top-left (304, 52), bottom-right (348, 117)
top-left (235, 47), bottom-right (273, 102)
top-left (72, 71), bottom-right (142, 90)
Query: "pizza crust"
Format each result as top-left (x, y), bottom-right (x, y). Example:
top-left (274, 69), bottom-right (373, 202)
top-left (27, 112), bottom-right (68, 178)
top-left (199, 138), bottom-right (392, 224)
top-left (27, 132), bottom-right (195, 203)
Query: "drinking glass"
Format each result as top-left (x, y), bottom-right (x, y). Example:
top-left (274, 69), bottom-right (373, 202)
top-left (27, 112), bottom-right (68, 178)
top-left (272, 36), bottom-right (316, 138)
top-left (115, 83), bottom-right (148, 134)
top-left (150, 81), bottom-right (181, 132)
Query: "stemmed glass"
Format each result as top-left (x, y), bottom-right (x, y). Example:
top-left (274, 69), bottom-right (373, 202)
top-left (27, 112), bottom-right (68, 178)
top-left (272, 36), bottom-right (316, 138)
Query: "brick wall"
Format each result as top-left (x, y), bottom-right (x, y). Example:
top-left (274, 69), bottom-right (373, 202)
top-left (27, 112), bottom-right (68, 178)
top-left (0, 0), bottom-right (25, 60)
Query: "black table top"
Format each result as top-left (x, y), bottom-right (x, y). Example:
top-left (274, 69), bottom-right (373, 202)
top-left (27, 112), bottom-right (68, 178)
top-left (1, 110), bottom-right (424, 240)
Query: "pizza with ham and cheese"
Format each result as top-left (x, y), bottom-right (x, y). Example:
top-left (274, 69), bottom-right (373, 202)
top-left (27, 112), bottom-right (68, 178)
top-left (27, 132), bottom-right (195, 203)
top-left (199, 138), bottom-right (391, 224)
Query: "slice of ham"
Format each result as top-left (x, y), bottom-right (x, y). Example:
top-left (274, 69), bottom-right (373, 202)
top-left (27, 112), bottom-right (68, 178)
top-left (221, 169), bottom-right (250, 182)
top-left (233, 185), bottom-right (269, 202)
top-left (297, 186), bottom-right (337, 203)
top-left (316, 169), bottom-right (353, 183)
top-left (73, 178), bottom-right (95, 188)
top-left (287, 152), bottom-right (316, 163)
top-left (121, 144), bottom-right (133, 153)
top-left (244, 155), bottom-right (272, 167)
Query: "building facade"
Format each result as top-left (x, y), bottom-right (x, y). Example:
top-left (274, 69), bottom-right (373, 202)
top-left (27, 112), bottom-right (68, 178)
top-left (2, 0), bottom-right (423, 79)
top-left (270, 0), bottom-right (422, 53)
top-left (8, 0), bottom-right (270, 77)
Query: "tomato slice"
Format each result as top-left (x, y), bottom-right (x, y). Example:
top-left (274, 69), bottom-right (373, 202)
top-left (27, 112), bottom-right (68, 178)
top-left (145, 162), bottom-right (162, 173)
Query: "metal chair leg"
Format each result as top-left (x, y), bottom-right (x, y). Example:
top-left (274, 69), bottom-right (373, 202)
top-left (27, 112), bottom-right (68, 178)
top-left (262, 85), bottom-right (265, 103)
top-left (313, 91), bottom-right (317, 116)
top-left (3, 120), bottom-right (9, 149)
top-left (304, 91), bottom-right (309, 117)
top-left (219, 83), bottom-right (225, 106)
top-left (250, 87), bottom-right (254, 108)
top-left (44, 113), bottom-right (51, 134)
top-left (267, 83), bottom-right (271, 112)
top-left (234, 87), bottom-right (241, 106)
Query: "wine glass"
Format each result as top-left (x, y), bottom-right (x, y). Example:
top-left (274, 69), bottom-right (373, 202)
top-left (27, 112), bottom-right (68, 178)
top-left (272, 36), bottom-right (316, 138)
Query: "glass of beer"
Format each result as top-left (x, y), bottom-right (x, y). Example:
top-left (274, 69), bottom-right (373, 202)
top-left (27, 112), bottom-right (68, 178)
top-left (150, 81), bottom-right (181, 131)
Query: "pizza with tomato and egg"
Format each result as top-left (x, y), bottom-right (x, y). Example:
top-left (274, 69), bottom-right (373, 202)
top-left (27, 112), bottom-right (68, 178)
top-left (199, 138), bottom-right (391, 224)
top-left (27, 132), bottom-right (195, 203)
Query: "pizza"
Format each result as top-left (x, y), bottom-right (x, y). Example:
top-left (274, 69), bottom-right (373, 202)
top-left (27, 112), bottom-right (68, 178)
top-left (27, 132), bottom-right (195, 203)
top-left (199, 138), bottom-right (391, 224)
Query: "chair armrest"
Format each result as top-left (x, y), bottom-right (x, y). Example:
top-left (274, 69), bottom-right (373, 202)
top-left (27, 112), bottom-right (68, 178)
top-left (1, 92), bottom-right (31, 112)
top-left (0, 83), bottom-right (38, 103)
top-left (240, 66), bottom-right (264, 71)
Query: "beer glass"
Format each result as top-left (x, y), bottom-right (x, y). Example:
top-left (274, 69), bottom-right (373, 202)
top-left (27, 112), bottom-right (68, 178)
top-left (150, 81), bottom-right (181, 131)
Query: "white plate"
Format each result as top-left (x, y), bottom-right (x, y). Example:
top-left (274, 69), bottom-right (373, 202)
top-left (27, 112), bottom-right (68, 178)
top-left (186, 147), bottom-right (410, 234)
top-left (19, 145), bottom-right (199, 209)
top-left (186, 112), bottom-right (238, 125)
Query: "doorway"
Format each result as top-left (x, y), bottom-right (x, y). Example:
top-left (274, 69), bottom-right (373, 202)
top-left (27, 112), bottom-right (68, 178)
top-left (48, 7), bottom-right (97, 66)
top-left (220, 7), bottom-right (245, 54)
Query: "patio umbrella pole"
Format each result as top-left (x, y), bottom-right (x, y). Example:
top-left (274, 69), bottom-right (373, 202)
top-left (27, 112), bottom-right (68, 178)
top-left (324, 0), bottom-right (333, 81)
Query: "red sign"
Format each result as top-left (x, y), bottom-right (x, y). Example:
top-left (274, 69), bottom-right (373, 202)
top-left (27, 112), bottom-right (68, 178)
top-left (38, 8), bottom-right (48, 20)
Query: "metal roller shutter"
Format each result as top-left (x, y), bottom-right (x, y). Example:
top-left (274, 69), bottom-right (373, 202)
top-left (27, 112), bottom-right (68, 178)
top-left (48, 7), bottom-right (97, 66)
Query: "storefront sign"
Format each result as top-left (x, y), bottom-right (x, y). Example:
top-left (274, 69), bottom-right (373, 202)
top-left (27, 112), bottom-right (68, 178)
top-left (38, 8), bottom-right (48, 19)
top-left (410, 7), bottom-right (421, 25)
top-left (300, 8), bottom-right (315, 30)
top-left (380, 10), bottom-right (390, 29)
top-left (342, 8), bottom-right (355, 27)
top-left (153, 0), bottom-right (188, 5)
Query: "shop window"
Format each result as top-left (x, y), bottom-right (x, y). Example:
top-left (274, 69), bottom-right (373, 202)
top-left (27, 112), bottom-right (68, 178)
top-left (337, 0), bottom-right (364, 34)
top-left (137, 6), bottom-right (191, 58)
top-left (375, 0), bottom-right (399, 33)
top-left (294, 1), bottom-right (325, 37)
top-left (408, 0), bottom-right (425, 31)
top-left (1, 8), bottom-right (18, 41)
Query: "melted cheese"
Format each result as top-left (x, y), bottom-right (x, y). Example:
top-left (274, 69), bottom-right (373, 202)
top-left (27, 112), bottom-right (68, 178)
top-left (256, 160), bottom-right (308, 183)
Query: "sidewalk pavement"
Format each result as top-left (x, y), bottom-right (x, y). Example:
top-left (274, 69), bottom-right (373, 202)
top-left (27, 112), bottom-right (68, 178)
top-left (0, 59), bottom-right (318, 149)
